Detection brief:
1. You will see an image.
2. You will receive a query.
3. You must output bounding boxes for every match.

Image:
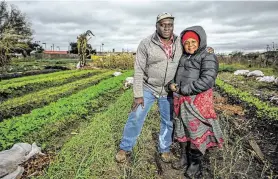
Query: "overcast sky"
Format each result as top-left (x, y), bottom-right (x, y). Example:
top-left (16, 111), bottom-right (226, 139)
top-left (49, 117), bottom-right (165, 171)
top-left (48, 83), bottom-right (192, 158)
top-left (8, 0), bottom-right (278, 53)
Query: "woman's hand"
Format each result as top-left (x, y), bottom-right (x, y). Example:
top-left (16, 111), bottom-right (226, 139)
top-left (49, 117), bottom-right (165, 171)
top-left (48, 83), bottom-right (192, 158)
top-left (170, 83), bottom-right (179, 92)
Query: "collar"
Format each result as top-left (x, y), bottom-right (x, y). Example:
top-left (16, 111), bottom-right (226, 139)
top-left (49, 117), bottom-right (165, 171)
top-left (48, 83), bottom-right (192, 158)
top-left (157, 34), bottom-right (174, 45)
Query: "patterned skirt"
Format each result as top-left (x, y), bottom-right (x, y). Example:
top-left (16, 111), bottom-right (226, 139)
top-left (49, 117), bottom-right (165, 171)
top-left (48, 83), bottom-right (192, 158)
top-left (173, 89), bottom-right (224, 154)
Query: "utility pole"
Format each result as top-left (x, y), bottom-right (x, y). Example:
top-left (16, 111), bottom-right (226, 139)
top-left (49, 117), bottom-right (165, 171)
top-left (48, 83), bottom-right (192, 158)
top-left (266, 45), bottom-right (270, 52)
top-left (52, 44), bottom-right (54, 51)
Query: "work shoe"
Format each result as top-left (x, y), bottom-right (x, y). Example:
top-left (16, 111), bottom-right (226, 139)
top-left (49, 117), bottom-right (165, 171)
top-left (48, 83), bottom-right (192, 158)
top-left (185, 149), bottom-right (203, 179)
top-left (160, 152), bottom-right (172, 163)
top-left (115, 150), bottom-right (127, 163)
top-left (172, 142), bottom-right (188, 170)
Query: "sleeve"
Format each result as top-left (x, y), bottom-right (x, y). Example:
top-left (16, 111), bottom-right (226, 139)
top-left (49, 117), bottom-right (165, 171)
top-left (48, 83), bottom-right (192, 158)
top-left (180, 53), bottom-right (218, 96)
top-left (133, 40), bottom-right (148, 98)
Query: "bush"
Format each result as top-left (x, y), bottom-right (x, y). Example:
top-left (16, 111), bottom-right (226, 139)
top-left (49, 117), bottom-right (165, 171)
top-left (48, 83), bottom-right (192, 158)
top-left (92, 53), bottom-right (134, 70)
top-left (218, 64), bottom-right (239, 73)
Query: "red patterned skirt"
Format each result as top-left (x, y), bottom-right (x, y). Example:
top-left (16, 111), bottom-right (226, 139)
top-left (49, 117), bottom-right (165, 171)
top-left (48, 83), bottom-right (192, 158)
top-left (173, 89), bottom-right (224, 154)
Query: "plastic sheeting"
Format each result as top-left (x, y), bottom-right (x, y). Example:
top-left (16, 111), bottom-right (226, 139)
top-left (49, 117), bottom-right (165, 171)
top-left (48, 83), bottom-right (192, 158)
top-left (247, 70), bottom-right (264, 77)
top-left (113, 72), bottom-right (122, 76)
top-left (256, 76), bottom-right (276, 83)
top-left (0, 143), bottom-right (44, 179)
top-left (124, 77), bottom-right (134, 88)
top-left (234, 70), bottom-right (250, 76)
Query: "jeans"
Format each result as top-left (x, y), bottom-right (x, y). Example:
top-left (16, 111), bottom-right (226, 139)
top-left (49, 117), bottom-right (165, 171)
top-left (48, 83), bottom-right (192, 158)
top-left (119, 88), bottom-right (173, 153)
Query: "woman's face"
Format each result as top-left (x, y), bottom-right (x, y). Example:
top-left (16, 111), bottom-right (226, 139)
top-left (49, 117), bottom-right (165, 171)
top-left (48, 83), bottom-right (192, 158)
top-left (184, 38), bottom-right (199, 54)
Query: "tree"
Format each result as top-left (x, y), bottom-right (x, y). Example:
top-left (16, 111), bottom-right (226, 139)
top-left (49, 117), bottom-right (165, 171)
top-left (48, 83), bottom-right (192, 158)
top-left (77, 30), bottom-right (94, 67)
top-left (0, 1), bottom-right (33, 66)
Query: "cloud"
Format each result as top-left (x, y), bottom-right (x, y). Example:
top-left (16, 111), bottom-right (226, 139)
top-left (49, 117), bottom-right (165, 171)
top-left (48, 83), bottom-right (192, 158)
top-left (8, 0), bottom-right (278, 53)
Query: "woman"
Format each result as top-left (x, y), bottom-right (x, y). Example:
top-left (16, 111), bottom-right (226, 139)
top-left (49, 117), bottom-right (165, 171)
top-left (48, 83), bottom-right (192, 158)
top-left (167, 26), bottom-right (224, 178)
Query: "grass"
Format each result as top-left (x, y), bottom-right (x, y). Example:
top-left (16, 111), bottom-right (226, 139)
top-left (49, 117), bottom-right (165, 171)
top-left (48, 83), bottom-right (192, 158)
top-left (41, 89), bottom-right (161, 178)
top-left (41, 90), bottom-right (134, 178)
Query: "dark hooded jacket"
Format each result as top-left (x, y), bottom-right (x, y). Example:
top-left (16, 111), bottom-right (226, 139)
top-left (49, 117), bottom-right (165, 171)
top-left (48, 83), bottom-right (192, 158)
top-left (173, 26), bottom-right (218, 96)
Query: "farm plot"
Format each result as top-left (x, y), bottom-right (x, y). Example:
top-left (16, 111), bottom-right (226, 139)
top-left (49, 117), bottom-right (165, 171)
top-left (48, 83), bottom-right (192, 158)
top-left (0, 68), bottom-right (63, 80)
top-left (0, 69), bottom-right (106, 101)
top-left (0, 70), bottom-right (133, 150)
top-left (216, 78), bottom-right (278, 176)
top-left (37, 89), bottom-right (277, 179)
top-left (0, 71), bottom-right (113, 120)
top-left (217, 72), bottom-right (278, 105)
top-left (1, 66), bottom-right (277, 179)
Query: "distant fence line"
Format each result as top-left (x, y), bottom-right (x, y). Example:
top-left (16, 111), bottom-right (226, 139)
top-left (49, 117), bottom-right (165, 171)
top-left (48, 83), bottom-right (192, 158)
top-left (217, 51), bottom-right (278, 69)
top-left (33, 53), bottom-right (79, 59)
top-left (33, 52), bottom-right (135, 59)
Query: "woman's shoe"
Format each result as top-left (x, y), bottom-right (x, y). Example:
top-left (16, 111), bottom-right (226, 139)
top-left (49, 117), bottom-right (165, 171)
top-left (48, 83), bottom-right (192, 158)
top-left (172, 142), bottom-right (188, 170)
top-left (185, 149), bottom-right (203, 178)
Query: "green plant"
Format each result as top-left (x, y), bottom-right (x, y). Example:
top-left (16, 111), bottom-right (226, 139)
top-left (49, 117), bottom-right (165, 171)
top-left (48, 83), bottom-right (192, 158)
top-left (0, 71), bottom-right (113, 119)
top-left (216, 79), bottom-right (278, 120)
top-left (0, 69), bottom-right (105, 99)
top-left (0, 71), bottom-right (133, 150)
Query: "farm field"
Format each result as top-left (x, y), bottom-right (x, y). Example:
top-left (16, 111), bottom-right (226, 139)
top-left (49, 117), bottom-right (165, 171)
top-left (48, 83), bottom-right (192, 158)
top-left (1, 0), bottom-right (278, 178)
top-left (0, 60), bottom-right (277, 179)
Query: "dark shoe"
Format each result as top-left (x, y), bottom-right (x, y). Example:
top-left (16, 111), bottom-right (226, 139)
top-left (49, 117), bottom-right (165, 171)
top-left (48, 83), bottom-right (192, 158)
top-left (185, 149), bottom-right (203, 179)
top-left (172, 142), bottom-right (188, 170)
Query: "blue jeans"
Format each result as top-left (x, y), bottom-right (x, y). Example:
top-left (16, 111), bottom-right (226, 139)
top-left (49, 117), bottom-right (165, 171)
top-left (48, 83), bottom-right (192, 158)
top-left (119, 88), bottom-right (173, 153)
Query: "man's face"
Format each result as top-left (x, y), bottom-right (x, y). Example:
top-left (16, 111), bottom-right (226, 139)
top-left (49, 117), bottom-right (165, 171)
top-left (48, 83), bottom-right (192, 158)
top-left (184, 38), bottom-right (199, 54)
top-left (156, 18), bottom-right (174, 39)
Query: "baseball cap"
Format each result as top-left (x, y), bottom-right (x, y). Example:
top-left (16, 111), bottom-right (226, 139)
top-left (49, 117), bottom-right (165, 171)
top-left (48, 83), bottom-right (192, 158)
top-left (156, 12), bottom-right (174, 23)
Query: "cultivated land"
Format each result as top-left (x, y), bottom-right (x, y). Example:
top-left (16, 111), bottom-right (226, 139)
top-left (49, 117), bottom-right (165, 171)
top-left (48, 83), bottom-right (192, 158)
top-left (1, 59), bottom-right (277, 179)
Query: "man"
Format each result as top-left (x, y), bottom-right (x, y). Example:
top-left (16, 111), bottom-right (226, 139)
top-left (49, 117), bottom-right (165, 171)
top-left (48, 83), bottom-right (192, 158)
top-left (115, 12), bottom-right (183, 163)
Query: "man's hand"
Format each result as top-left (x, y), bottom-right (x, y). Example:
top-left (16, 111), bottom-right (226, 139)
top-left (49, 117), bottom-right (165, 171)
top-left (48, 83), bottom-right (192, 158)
top-left (131, 97), bottom-right (144, 111)
top-left (206, 46), bottom-right (214, 53)
top-left (170, 83), bottom-right (179, 92)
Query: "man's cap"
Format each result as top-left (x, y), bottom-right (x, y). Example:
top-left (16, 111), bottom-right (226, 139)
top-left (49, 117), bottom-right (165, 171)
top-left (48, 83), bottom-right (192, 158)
top-left (156, 12), bottom-right (174, 23)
